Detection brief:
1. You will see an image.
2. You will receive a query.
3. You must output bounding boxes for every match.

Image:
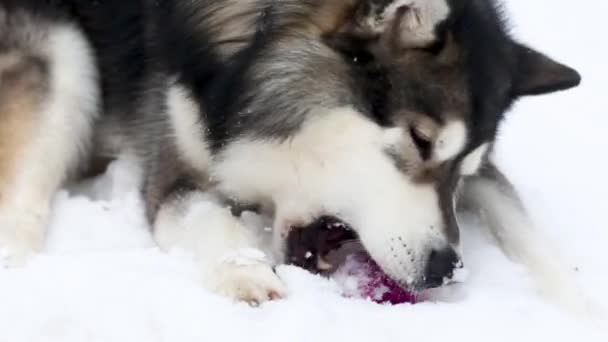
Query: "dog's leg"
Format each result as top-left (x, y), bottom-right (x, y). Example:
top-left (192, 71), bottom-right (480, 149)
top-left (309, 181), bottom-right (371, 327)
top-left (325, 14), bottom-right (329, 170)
top-left (458, 161), bottom-right (586, 313)
top-left (0, 26), bottom-right (98, 265)
top-left (145, 82), bottom-right (285, 304)
top-left (153, 190), bottom-right (286, 305)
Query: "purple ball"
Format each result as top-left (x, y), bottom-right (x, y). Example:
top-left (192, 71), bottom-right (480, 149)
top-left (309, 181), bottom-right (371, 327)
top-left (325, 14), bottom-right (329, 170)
top-left (334, 252), bottom-right (418, 305)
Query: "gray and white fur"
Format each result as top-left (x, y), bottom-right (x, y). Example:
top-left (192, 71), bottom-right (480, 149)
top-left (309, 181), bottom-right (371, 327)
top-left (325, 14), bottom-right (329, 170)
top-left (0, 0), bottom-right (582, 309)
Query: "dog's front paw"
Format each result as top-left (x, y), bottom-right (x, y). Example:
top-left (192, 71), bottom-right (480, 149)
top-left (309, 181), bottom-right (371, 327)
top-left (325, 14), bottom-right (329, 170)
top-left (0, 208), bottom-right (47, 267)
top-left (208, 250), bottom-right (287, 306)
top-left (0, 229), bottom-right (44, 268)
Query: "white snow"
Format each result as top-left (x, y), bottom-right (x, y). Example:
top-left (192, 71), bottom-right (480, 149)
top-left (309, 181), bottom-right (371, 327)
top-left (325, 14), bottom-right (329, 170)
top-left (1, 1), bottom-right (608, 341)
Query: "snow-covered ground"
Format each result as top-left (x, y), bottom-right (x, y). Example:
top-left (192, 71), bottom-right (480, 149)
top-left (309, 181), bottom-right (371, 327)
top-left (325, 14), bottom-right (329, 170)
top-left (1, 1), bottom-right (607, 341)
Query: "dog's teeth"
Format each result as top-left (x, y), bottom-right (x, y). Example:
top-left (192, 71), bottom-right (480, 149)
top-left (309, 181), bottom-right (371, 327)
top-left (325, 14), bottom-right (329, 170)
top-left (305, 251), bottom-right (313, 259)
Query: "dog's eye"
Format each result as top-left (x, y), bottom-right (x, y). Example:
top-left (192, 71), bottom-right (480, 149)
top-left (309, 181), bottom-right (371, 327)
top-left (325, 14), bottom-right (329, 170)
top-left (409, 125), bottom-right (433, 160)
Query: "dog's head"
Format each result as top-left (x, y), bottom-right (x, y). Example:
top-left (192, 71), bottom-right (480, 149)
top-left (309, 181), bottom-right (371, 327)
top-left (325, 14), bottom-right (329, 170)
top-left (213, 0), bottom-right (580, 290)
top-left (283, 0), bottom-right (579, 289)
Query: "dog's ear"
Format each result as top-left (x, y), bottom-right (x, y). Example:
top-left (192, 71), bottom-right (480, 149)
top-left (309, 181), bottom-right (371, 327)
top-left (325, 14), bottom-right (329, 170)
top-left (324, 1), bottom-right (450, 48)
top-left (513, 43), bottom-right (581, 97)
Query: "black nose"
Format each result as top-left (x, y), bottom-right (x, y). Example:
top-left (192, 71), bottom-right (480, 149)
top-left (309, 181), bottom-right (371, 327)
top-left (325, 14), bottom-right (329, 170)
top-left (423, 247), bottom-right (461, 289)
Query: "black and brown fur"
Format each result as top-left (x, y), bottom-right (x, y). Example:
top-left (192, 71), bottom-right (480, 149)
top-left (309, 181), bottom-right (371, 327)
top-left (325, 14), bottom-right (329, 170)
top-left (0, 0), bottom-right (582, 304)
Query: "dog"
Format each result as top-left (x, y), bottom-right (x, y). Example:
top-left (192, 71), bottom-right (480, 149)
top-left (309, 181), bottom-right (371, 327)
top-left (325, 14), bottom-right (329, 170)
top-left (0, 0), bottom-right (580, 306)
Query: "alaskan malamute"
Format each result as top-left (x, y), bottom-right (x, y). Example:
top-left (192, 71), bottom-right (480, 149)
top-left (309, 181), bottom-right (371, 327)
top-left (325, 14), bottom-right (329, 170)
top-left (0, 0), bottom-right (580, 306)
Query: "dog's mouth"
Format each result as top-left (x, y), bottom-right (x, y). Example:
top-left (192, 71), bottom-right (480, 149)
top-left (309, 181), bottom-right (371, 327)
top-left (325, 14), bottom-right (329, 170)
top-left (286, 216), bottom-right (360, 274)
top-left (286, 216), bottom-right (419, 304)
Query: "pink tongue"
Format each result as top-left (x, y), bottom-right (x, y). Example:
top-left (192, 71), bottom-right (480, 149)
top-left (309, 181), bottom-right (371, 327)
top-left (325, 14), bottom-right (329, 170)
top-left (333, 252), bottom-right (418, 304)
